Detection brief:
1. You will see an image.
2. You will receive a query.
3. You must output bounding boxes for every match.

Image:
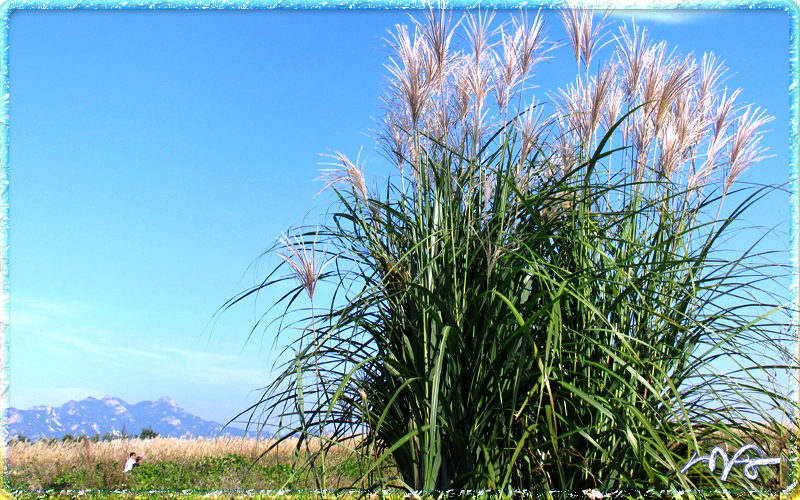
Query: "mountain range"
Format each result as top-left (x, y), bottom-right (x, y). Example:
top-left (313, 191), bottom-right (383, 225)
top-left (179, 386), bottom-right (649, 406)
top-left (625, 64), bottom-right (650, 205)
top-left (8, 396), bottom-right (251, 441)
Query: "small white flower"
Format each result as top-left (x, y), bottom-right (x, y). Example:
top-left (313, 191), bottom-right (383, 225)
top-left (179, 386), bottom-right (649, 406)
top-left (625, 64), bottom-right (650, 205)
top-left (585, 489), bottom-right (606, 499)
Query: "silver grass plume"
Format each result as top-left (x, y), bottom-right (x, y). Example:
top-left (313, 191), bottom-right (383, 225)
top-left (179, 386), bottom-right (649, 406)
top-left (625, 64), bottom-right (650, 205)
top-left (277, 231), bottom-right (335, 302)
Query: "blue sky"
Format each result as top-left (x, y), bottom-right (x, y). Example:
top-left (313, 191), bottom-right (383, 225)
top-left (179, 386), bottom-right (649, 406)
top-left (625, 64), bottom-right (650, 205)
top-left (7, 6), bottom-right (794, 427)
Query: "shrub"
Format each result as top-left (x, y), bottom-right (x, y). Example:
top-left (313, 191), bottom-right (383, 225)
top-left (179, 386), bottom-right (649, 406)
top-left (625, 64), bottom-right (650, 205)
top-left (138, 426), bottom-right (159, 440)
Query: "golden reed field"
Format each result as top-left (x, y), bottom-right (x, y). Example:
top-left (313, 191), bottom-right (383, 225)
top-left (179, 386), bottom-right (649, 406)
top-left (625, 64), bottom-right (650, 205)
top-left (10, 436), bottom-right (291, 466)
top-left (6, 436), bottom-right (373, 491)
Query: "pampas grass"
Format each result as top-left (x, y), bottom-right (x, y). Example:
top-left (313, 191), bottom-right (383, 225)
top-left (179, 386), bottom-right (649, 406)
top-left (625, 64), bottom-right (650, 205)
top-left (218, 6), bottom-right (793, 496)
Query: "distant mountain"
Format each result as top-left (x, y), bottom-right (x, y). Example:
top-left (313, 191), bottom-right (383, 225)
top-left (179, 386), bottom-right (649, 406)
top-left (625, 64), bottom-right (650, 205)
top-left (8, 396), bottom-right (251, 441)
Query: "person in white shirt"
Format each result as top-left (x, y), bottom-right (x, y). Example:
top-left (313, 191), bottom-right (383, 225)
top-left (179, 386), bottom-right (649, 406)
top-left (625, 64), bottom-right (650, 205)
top-left (123, 452), bottom-right (137, 473)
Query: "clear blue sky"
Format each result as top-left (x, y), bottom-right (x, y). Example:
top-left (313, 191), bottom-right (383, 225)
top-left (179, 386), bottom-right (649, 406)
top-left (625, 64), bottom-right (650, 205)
top-left (7, 6), bottom-right (793, 427)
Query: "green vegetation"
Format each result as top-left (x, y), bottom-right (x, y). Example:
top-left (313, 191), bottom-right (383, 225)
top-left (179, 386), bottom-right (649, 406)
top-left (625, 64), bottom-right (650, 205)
top-left (139, 427), bottom-right (160, 440)
top-left (124, 454), bottom-right (291, 490)
top-left (219, 6), bottom-right (795, 498)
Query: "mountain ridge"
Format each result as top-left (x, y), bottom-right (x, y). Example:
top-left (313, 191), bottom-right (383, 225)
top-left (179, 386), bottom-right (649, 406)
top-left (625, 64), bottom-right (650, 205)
top-left (8, 396), bottom-right (251, 441)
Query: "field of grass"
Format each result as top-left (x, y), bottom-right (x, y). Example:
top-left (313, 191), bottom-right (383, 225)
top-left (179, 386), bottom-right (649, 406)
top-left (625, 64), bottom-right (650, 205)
top-left (5, 434), bottom-right (793, 499)
top-left (6, 436), bottom-right (385, 492)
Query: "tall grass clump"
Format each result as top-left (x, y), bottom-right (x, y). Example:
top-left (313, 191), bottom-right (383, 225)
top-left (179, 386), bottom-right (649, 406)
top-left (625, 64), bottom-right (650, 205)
top-left (220, 7), bottom-right (794, 495)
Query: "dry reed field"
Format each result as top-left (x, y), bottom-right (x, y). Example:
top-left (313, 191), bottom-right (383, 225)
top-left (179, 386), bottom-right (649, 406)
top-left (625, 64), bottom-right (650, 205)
top-left (11, 436), bottom-right (289, 466)
top-left (7, 436), bottom-right (372, 491)
top-left (8, 435), bottom-right (366, 465)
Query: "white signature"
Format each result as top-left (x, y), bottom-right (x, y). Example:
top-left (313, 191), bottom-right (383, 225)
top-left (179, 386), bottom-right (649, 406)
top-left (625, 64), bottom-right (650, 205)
top-left (679, 444), bottom-right (781, 481)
